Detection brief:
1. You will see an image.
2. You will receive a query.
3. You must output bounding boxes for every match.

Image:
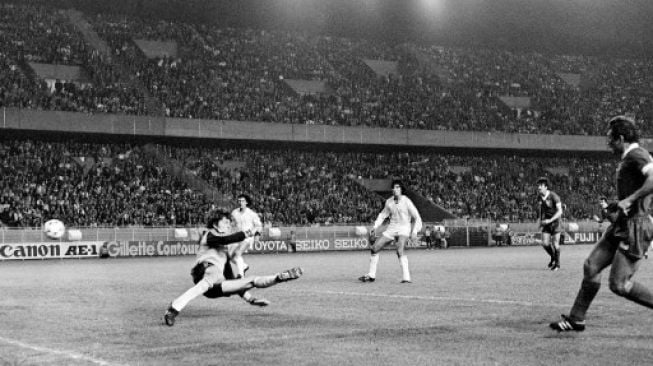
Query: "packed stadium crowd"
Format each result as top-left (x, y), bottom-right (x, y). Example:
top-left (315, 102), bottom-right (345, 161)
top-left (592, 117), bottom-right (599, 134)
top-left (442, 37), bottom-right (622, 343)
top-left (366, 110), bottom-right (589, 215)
top-left (0, 2), bottom-right (640, 228)
top-left (0, 135), bottom-right (615, 228)
top-left (1, 3), bottom-right (652, 136)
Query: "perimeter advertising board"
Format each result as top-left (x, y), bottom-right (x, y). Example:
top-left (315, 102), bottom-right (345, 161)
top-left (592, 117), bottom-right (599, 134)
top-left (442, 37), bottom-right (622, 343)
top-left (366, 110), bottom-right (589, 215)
top-left (0, 231), bottom-right (602, 260)
top-left (0, 242), bottom-right (102, 260)
top-left (508, 231), bottom-right (602, 246)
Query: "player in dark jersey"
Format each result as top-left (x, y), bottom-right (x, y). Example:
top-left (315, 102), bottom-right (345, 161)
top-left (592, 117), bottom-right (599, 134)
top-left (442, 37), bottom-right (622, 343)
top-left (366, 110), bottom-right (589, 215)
top-left (537, 177), bottom-right (563, 271)
top-left (593, 197), bottom-right (610, 225)
top-left (550, 115), bottom-right (653, 332)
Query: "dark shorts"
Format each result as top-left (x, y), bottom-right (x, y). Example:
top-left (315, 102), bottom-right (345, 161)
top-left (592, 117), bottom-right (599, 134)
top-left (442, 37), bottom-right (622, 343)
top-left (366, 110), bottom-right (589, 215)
top-left (190, 262), bottom-right (238, 298)
top-left (618, 214), bottom-right (653, 260)
top-left (541, 220), bottom-right (561, 235)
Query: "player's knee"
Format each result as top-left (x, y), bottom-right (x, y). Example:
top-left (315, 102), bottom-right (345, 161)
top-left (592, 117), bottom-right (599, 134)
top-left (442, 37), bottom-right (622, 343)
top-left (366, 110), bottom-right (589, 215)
top-left (608, 277), bottom-right (631, 297)
top-left (370, 244), bottom-right (381, 254)
top-left (199, 278), bottom-right (213, 290)
top-left (582, 259), bottom-right (600, 279)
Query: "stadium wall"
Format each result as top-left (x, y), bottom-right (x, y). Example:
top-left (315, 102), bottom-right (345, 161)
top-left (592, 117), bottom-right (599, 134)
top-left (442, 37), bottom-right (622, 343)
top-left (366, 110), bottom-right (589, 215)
top-left (1, 108), bottom-right (632, 152)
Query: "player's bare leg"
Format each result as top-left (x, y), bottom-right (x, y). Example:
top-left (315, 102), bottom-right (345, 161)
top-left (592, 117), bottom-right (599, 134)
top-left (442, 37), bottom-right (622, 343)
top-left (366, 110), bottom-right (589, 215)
top-left (541, 232), bottom-right (555, 268)
top-left (164, 268), bottom-right (302, 326)
top-left (609, 250), bottom-right (653, 308)
top-left (221, 267), bottom-right (304, 296)
top-left (550, 235), bottom-right (613, 331)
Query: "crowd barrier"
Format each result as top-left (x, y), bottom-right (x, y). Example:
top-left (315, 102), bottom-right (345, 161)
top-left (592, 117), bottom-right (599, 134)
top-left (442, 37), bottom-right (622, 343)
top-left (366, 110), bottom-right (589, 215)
top-left (0, 222), bottom-right (605, 261)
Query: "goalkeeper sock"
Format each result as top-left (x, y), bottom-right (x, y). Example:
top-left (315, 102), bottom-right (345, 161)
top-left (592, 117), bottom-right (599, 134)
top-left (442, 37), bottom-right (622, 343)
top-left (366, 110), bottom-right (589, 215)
top-left (254, 275), bottom-right (278, 287)
top-left (172, 280), bottom-right (211, 312)
top-left (234, 256), bottom-right (247, 278)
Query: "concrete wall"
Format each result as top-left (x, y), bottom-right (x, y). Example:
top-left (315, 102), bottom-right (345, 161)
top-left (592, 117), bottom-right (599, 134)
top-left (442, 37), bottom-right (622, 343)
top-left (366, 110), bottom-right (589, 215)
top-left (1, 107), bottom-right (635, 152)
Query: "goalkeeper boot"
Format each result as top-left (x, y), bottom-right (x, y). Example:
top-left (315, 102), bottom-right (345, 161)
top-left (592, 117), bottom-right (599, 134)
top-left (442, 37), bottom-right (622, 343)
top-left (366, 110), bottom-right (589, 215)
top-left (276, 267), bottom-right (303, 282)
top-left (247, 297), bottom-right (271, 307)
top-left (549, 314), bottom-right (585, 332)
top-left (163, 305), bottom-right (179, 327)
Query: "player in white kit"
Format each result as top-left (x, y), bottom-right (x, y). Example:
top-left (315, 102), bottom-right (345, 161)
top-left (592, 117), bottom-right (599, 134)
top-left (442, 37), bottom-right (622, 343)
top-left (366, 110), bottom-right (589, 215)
top-left (359, 180), bottom-right (423, 283)
top-left (230, 194), bottom-right (263, 277)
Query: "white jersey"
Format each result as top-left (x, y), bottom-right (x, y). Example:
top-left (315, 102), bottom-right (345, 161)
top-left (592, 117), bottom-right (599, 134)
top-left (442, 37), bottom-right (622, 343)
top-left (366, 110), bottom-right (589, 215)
top-left (231, 207), bottom-right (262, 233)
top-left (374, 195), bottom-right (423, 236)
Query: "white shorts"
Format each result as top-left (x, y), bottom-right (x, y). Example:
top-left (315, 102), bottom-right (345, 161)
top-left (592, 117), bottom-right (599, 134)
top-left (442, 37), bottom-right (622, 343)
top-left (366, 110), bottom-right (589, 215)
top-left (382, 224), bottom-right (411, 240)
top-left (228, 237), bottom-right (254, 257)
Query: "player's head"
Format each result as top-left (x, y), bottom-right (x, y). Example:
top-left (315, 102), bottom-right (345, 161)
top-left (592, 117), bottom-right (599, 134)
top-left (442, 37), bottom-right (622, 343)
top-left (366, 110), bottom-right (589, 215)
top-left (391, 179), bottom-right (404, 197)
top-left (536, 177), bottom-right (550, 195)
top-left (607, 115), bottom-right (639, 155)
top-left (599, 197), bottom-right (608, 208)
top-left (207, 210), bottom-right (231, 231)
top-left (237, 194), bottom-right (250, 208)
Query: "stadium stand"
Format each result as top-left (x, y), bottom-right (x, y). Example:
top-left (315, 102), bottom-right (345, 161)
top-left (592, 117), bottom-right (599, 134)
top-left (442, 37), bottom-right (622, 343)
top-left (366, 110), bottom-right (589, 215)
top-left (0, 131), bottom-right (615, 227)
top-left (0, 1), bottom-right (646, 229)
top-left (2, 2), bottom-right (651, 135)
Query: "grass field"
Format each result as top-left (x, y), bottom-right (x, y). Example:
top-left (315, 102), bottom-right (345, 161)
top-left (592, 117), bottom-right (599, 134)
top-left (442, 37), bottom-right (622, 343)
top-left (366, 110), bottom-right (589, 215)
top-left (1, 244), bottom-right (653, 366)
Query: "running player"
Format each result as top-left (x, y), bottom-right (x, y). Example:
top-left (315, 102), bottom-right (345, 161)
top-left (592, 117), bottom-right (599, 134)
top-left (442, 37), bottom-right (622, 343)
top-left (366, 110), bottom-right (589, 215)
top-left (550, 115), bottom-right (653, 332)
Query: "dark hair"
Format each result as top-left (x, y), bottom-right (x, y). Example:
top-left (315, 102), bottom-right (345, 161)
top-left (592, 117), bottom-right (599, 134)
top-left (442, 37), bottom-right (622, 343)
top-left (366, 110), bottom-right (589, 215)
top-left (608, 115), bottom-right (639, 143)
top-left (536, 177), bottom-right (550, 188)
top-left (391, 179), bottom-right (404, 192)
top-left (599, 196), bottom-right (607, 202)
top-left (207, 210), bottom-right (230, 228)
top-left (237, 194), bottom-right (251, 205)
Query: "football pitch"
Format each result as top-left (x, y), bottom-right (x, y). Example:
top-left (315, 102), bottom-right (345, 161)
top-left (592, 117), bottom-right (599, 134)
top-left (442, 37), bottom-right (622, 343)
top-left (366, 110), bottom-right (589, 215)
top-left (1, 245), bottom-right (653, 366)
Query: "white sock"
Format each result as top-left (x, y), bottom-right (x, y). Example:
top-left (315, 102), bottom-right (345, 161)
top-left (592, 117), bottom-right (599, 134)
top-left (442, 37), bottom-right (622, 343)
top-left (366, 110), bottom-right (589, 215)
top-left (220, 275), bottom-right (278, 296)
top-left (171, 280), bottom-right (211, 312)
top-left (399, 255), bottom-right (410, 281)
top-left (234, 256), bottom-right (247, 277)
top-left (254, 275), bottom-right (278, 288)
top-left (220, 278), bottom-right (252, 295)
top-left (368, 254), bottom-right (380, 278)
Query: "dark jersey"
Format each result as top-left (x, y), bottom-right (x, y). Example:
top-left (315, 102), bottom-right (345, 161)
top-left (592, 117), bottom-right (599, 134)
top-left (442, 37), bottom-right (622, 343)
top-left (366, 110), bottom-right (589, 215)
top-left (538, 191), bottom-right (562, 221)
top-left (598, 206), bottom-right (609, 223)
top-left (616, 146), bottom-right (653, 217)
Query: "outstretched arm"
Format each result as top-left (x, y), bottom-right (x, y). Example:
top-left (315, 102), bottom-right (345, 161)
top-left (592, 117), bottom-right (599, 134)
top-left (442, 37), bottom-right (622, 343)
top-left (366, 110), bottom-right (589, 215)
top-left (206, 231), bottom-right (248, 248)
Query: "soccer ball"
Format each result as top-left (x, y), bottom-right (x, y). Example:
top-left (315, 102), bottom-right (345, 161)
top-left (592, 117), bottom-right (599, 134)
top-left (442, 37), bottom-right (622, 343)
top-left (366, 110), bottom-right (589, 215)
top-left (43, 219), bottom-right (66, 240)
